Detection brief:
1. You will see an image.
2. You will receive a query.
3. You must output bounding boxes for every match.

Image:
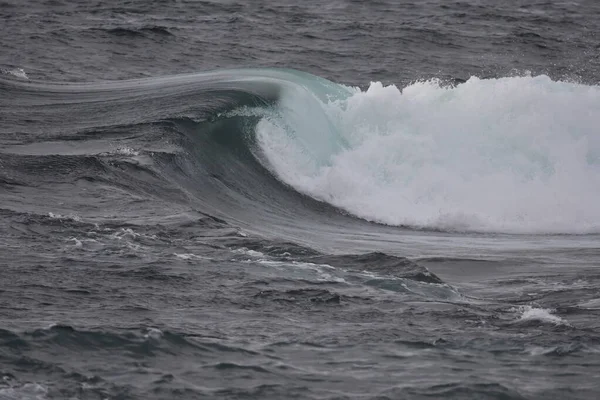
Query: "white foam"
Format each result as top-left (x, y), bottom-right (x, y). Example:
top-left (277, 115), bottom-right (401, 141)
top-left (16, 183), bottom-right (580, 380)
top-left (232, 248), bottom-right (265, 258)
top-left (1, 67), bottom-right (29, 80)
top-left (111, 147), bottom-right (139, 156)
top-left (48, 212), bottom-right (82, 222)
top-left (110, 228), bottom-right (156, 241)
top-left (516, 306), bottom-right (568, 325)
top-left (144, 327), bottom-right (163, 340)
top-left (257, 75), bottom-right (600, 234)
top-left (173, 253), bottom-right (211, 260)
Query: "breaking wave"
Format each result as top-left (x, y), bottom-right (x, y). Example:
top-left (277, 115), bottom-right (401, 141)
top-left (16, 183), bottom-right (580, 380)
top-left (254, 73), bottom-right (600, 233)
top-left (3, 68), bottom-right (599, 234)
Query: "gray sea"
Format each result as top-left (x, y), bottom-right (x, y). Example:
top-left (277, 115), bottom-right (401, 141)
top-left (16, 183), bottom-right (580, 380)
top-left (1, 1), bottom-right (600, 399)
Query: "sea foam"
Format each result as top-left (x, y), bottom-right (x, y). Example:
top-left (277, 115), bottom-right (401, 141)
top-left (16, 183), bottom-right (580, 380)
top-left (257, 75), bottom-right (600, 234)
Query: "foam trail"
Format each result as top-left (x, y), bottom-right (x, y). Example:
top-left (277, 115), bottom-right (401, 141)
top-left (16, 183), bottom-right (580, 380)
top-left (1, 67), bottom-right (29, 80)
top-left (257, 75), bottom-right (600, 234)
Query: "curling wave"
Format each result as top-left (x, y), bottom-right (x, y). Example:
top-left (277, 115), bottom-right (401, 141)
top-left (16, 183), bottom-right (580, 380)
top-left (251, 73), bottom-right (600, 234)
top-left (3, 68), bottom-right (600, 235)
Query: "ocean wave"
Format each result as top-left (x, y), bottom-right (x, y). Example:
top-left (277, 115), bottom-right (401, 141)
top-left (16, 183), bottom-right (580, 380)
top-left (255, 73), bottom-right (600, 234)
top-left (3, 68), bottom-right (599, 235)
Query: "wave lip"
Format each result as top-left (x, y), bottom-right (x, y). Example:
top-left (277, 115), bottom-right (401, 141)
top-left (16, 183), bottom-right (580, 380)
top-left (255, 73), bottom-right (600, 234)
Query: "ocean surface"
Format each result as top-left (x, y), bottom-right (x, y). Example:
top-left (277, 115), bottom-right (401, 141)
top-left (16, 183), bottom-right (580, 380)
top-left (1, 0), bottom-right (600, 399)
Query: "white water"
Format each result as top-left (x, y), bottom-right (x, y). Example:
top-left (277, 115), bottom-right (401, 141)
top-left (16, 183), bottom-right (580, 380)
top-left (1, 67), bottom-right (29, 80)
top-left (256, 75), bottom-right (600, 234)
top-left (516, 306), bottom-right (568, 325)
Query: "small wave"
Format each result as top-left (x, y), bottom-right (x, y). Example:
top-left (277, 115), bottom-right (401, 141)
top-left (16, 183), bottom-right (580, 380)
top-left (381, 382), bottom-right (524, 399)
top-left (579, 298), bottom-right (600, 309)
top-left (23, 325), bottom-right (202, 354)
top-left (310, 252), bottom-right (444, 284)
top-left (173, 253), bottom-right (212, 261)
top-left (526, 343), bottom-right (583, 356)
top-left (514, 306), bottom-right (569, 325)
top-left (107, 147), bottom-right (140, 157)
top-left (209, 362), bottom-right (270, 373)
top-left (104, 25), bottom-right (173, 37)
top-left (232, 248), bottom-right (267, 258)
top-left (48, 212), bottom-right (82, 222)
top-left (254, 288), bottom-right (343, 305)
top-left (1, 67), bottom-right (29, 80)
top-left (0, 383), bottom-right (48, 400)
top-left (143, 327), bottom-right (163, 340)
top-left (251, 259), bottom-right (346, 284)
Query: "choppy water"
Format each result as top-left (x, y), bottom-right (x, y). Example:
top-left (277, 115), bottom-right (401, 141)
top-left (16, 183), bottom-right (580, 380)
top-left (1, 1), bottom-right (600, 399)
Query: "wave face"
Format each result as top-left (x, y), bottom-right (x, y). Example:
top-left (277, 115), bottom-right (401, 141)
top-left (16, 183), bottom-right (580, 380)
top-left (3, 69), bottom-right (599, 236)
top-left (255, 74), bottom-right (600, 234)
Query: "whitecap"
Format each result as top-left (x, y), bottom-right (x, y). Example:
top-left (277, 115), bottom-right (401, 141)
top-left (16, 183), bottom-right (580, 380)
top-left (515, 306), bottom-right (568, 325)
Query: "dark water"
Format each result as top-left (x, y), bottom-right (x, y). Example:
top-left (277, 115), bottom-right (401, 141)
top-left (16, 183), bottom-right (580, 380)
top-left (2, 1), bottom-right (600, 399)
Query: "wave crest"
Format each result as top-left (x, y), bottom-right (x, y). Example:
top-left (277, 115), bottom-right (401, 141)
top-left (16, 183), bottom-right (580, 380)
top-left (256, 74), bottom-right (600, 234)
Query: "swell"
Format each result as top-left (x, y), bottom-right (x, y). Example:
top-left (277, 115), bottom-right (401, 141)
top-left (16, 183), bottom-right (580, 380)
top-left (0, 69), bottom-right (377, 246)
top-left (0, 69), bottom-right (282, 139)
top-left (3, 68), bottom-right (599, 237)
